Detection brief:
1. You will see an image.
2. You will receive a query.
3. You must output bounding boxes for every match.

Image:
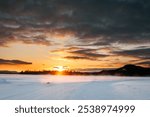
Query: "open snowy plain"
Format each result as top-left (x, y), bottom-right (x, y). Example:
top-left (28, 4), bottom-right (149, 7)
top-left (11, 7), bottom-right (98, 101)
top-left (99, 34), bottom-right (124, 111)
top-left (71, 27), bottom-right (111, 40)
top-left (0, 74), bottom-right (150, 100)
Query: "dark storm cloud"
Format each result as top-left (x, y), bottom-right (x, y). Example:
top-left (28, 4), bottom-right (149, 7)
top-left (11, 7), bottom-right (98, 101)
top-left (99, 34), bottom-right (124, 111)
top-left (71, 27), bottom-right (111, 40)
top-left (0, 0), bottom-right (150, 47)
top-left (0, 58), bottom-right (32, 65)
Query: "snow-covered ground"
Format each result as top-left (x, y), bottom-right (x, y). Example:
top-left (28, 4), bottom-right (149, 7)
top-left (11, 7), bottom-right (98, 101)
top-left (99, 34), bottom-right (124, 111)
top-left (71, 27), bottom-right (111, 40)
top-left (0, 74), bottom-right (150, 100)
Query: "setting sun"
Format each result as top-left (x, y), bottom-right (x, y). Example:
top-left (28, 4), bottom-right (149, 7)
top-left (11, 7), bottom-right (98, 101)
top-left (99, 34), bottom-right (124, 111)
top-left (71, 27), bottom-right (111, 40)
top-left (53, 66), bottom-right (68, 72)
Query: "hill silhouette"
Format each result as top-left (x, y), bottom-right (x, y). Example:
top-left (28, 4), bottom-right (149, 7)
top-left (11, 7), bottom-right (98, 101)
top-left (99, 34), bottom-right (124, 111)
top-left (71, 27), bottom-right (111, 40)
top-left (100, 64), bottom-right (150, 76)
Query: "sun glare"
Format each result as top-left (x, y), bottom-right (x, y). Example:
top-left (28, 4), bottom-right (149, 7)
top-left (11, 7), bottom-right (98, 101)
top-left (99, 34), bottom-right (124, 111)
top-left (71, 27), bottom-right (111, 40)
top-left (53, 66), bottom-right (68, 72)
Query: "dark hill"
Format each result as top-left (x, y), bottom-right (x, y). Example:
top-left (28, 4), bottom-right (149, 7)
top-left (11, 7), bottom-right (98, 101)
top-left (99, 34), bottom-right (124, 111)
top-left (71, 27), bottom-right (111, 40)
top-left (100, 64), bottom-right (150, 76)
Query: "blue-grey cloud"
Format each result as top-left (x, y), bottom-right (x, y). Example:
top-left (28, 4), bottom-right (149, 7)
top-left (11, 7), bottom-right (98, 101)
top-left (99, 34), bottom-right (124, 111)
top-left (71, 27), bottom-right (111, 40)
top-left (70, 48), bottom-right (108, 58)
top-left (113, 48), bottom-right (150, 59)
top-left (0, 58), bottom-right (32, 65)
top-left (51, 47), bottom-right (109, 60)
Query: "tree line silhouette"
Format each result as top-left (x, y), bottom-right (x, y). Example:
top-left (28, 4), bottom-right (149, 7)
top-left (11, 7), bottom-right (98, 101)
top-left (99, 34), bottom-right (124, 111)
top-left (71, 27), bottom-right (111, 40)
top-left (1, 64), bottom-right (150, 76)
top-left (20, 64), bottom-right (150, 76)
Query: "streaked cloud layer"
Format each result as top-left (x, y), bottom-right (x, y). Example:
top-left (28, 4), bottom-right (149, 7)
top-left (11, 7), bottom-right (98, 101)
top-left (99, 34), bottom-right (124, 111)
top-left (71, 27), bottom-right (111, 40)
top-left (0, 58), bottom-right (32, 65)
top-left (0, 0), bottom-right (150, 70)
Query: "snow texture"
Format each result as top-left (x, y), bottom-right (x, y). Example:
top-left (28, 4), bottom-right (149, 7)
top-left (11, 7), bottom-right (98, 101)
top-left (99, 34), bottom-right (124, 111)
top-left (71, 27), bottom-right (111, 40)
top-left (0, 74), bottom-right (150, 100)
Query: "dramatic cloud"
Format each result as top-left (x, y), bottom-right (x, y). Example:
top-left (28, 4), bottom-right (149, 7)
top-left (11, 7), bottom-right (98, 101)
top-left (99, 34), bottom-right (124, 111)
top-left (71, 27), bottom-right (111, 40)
top-left (0, 27), bottom-right (52, 47)
top-left (113, 48), bottom-right (150, 59)
top-left (0, 0), bottom-right (150, 47)
top-left (51, 47), bottom-right (109, 61)
top-left (0, 58), bottom-right (32, 65)
top-left (70, 48), bottom-right (108, 58)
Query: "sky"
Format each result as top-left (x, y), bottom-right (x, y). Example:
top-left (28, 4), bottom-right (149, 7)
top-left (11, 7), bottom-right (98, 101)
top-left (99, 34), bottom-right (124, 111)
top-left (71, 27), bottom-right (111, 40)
top-left (0, 0), bottom-right (150, 71)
